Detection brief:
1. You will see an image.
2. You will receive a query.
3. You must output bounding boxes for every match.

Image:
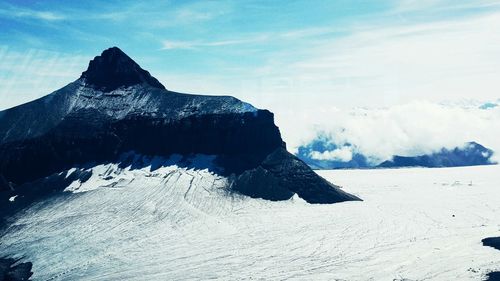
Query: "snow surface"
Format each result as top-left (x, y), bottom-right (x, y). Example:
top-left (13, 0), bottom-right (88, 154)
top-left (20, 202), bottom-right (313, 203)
top-left (1, 165), bottom-right (500, 280)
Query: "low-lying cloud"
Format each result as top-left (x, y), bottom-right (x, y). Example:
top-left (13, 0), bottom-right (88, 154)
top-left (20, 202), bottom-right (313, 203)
top-left (278, 100), bottom-right (500, 165)
top-left (309, 146), bottom-right (354, 162)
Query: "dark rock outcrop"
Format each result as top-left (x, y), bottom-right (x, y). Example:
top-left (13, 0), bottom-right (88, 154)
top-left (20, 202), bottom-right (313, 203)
top-left (0, 258), bottom-right (33, 281)
top-left (483, 237), bottom-right (500, 251)
top-left (81, 47), bottom-right (165, 92)
top-left (0, 110), bottom-right (283, 186)
top-left (482, 236), bottom-right (500, 281)
top-left (486, 271), bottom-right (500, 281)
top-left (232, 148), bottom-right (360, 203)
top-left (0, 169), bottom-right (92, 221)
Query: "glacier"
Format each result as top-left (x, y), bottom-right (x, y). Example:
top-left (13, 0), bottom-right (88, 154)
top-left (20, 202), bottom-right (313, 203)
top-left (1, 165), bottom-right (499, 280)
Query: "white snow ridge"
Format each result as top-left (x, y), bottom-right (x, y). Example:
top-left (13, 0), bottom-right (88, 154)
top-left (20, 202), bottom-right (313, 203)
top-left (1, 164), bottom-right (500, 280)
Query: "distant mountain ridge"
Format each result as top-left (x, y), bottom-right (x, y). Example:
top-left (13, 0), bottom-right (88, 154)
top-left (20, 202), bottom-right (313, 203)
top-left (297, 137), bottom-right (496, 169)
top-left (378, 142), bottom-right (495, 168)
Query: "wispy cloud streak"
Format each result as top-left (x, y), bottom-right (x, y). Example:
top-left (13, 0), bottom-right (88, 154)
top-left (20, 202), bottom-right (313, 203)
top-left (0, 47), bottom-right (89, 110)
top-left (0, 4), bottom-right (65, 21)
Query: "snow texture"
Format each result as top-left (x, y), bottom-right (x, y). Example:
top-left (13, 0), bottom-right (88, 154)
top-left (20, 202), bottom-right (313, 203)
top-left (1, 165), bottom-right (499, 280)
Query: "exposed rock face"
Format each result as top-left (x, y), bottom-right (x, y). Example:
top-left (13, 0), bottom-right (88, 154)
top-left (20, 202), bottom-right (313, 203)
top-left (232, 148), bottom-right (360, 203)
top-left (482, 237), bottom-right (500, 281)
top-left (486, 271), bottom-right (500, 281)
top-left (0, 110), bottom-right (283, 186)
top-left (0, 258), bottom-right (33, 281)
top-left (81, 46), bottom-right (165, 92)
top-left (0, 46), bottom-right (360, 212)
top-left (483, 237), bottom-right (500, 251)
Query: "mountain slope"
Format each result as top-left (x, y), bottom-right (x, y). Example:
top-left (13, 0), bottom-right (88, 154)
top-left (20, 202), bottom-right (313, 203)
top-left (0, 47), bottom-right (359, 219)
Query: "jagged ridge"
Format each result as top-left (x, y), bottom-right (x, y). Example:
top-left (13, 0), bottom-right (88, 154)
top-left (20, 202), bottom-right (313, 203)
top-left (81, 46), bottom-right (165, 92)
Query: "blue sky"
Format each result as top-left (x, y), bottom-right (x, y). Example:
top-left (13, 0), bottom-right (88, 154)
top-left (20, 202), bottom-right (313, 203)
top-left (1, 0), bottom-right (500, 156)
top-left (2, 0), bottom-right (500, 107)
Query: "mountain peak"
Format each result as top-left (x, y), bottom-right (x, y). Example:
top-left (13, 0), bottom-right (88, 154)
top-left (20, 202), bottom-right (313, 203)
top-left (80, 47), bottom-right (166, 92)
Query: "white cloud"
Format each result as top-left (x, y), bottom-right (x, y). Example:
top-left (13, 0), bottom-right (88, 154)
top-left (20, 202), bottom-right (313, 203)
top-left (283, 101), bottom-right (500, 164)
top-left (392, 0), bottom-right (500, 13)
top-left (161, 36), bottom-right (269, 50)
top-left (174, 8), bottom-right (218, 22)
top-left (287, 11), bottom-right (500, 105)
top-left (202, 10), bottom-right (499, 121)
top-left (0, 5), bottom-right (65, 21)
top-left (309, 146), bottom-right (353, 162)
top-left (161, 41), bottom-right (198, 50)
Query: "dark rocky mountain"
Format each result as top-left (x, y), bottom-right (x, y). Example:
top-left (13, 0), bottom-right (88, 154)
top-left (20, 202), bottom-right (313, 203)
top-left (297, 135), bottom-right (495, 169)
top-left (0, 47), bottom-right (360, 219)
top-left (81, 47), bottom-right (165, 92)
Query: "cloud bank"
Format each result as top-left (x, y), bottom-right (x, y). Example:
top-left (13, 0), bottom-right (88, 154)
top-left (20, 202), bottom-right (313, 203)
top-left (309, 146), bottom-right (354, 162)
top-left (281, 100), bottom-right (500, 165)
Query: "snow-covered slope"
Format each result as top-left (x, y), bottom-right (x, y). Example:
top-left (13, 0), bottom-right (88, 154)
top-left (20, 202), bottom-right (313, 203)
top-left (1, 165), bottom-right (499, 280)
